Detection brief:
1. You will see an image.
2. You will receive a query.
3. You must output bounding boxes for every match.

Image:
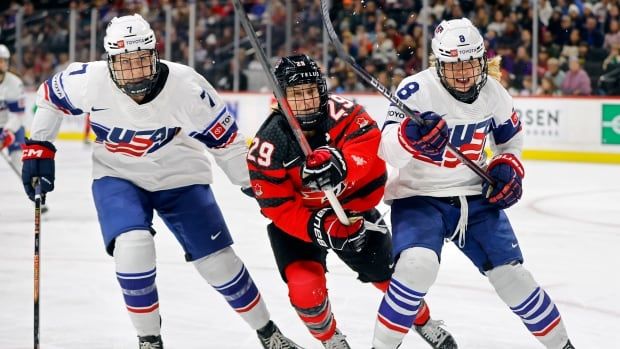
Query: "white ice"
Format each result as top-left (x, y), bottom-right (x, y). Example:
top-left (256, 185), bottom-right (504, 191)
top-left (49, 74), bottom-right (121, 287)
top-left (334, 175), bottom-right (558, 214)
top-left (1, 141), bottom-right (618, 349)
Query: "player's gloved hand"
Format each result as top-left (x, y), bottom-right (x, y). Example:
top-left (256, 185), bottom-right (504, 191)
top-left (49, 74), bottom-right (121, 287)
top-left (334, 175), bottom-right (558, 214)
top-left (21, 139), bottom-right (56, 201)
top-left (308, 207), bottom-right (367, 252)
top-left (301, 146), bottom-right (347, 192)
top-left (0, 128), bottom-right (15, 150)
top-left (398, 111), bottom-right (449, 156)
top-left (482, 153), bottom-right (525, 209)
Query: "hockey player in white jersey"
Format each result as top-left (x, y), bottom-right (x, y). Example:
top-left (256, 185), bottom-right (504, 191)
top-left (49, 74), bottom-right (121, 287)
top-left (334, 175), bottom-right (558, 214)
top-left (0, 44), bottom-right (26, 173)
top-left (20, 14), bottom-right (302, 349)
top-left (372, 18), bottom-right (575, 349)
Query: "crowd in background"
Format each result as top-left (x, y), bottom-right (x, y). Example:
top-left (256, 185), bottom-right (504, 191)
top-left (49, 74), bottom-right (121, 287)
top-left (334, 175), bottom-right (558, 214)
top-left (2, 0), bottom-right (620, 96)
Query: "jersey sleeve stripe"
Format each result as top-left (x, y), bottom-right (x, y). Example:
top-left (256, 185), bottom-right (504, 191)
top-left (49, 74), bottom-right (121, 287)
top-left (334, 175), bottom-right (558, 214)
top-left (381, 120), bottom-right (400, 131)
top-left (340, 172), bottom-right (387, 204)
top-left (7, 100), bottom-right (25, 113)
top-left (492, 113), bottom-right (522, 145)
top-left (256, 196), bottom-right (295, 208)
top-left (43, 74), bottom-right (84, 115)
top-left (249, 169), bottom-right (287, 184)
top-left (344, 124), bottom-right (377, 141)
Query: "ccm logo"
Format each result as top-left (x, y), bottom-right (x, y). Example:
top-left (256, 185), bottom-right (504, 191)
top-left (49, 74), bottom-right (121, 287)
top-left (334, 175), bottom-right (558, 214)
top-left (23, 149), bottom-right (43, 157)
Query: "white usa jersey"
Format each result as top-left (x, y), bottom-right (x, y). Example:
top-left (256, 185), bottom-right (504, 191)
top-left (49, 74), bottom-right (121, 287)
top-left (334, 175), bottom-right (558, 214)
top-left (31, 60), bottom-right (249, 191)
top-left (380, 67), bottom-right (523, 200)
top-left (0, 71), bottom-right (25, 131)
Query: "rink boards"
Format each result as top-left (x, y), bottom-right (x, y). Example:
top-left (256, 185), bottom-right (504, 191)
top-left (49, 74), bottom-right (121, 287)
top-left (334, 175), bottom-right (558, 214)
top-left (21, 92), bottom-right (620, 163)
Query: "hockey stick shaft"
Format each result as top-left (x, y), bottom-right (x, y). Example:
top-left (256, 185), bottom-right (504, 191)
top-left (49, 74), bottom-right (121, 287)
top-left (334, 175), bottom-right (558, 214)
top-left (232, 0), bottom-right (350, 224)
top-left (0, 150), bottom-right (21, 177)
top-left (319, 0), bottom-right (495, 186)
top-left (33, 179), bottom-right (41, 349)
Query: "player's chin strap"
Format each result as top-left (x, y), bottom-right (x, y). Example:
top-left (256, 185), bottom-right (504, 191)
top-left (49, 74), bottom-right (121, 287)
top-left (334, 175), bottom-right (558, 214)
top-left (446, 196), bottom-right (468, 248)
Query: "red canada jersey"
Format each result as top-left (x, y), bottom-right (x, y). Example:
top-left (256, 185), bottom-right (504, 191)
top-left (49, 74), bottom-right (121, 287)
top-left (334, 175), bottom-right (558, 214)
top-left (247, 94), bottom-right (387, 242)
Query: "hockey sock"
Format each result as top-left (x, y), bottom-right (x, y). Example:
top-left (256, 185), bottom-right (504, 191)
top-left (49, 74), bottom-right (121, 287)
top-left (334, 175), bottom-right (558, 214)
top-left (373, 281), bottom-right (430, 326)
top-left (114, 230), bottom-right (160, 336)
top-left (193, 246), bottom-right (269, 330)
top-left (373, 247), bottom-right (439, 349)
top-left (285, 261), bottom-right (336, 342)
top-left (413, 300), bottom-right (430, 326)
top-left (487, 264), bottom-right (570, 349)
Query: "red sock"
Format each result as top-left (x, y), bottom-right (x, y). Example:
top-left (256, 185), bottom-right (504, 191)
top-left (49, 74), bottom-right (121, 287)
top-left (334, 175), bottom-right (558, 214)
top-left (285, 261), bottom-right (336, 342)
top-left (413, 300), bottom-right (430, 326)
top-left (372, 280), bottom-right (390, 292)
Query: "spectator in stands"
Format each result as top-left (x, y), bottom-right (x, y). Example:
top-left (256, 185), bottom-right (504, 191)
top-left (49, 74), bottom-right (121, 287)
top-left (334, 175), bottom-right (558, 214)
top-left (603, 44), bottom-right (620, 71)
top-left (545, 57), bottom-right (566, 89)
top-left (560, 28), bottom-right (582, 64)
top-left (538, 0), bottom-right (553, 26)
top-left (582, 16), bottom-right (605, 48)
top-left (513, 45), bottom-right (533, 89)
top-left (561, 56), bottom-right (592, 95)
top-left (487, 9), bottom-right (506, 36)
top-left (390, 67), bottom-right (406, 93)
top-left (557, 15), bottom-right (573, 46)
top-left (536, 76), bottom-right (561, 96)
top-left (604, 19), bottom-right (620, 49)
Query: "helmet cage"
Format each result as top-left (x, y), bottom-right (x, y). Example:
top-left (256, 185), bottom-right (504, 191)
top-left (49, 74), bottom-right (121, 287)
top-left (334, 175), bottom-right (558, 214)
top-left (274, 55), bottom-right (328, 131)
top-left (107, 49), bottom-right (160, 96)
top-left (436, 55), bottom-right (488, 104)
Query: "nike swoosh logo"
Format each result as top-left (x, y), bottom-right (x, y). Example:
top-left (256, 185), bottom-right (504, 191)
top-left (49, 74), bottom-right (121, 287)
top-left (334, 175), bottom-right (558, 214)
top-left (511, 243), bottom-right (519, 248)
top-left (388, 262), bottom-right (395, 269)
top-left (211, 231), bottom-right (222, 240)
top-left (91, 107), bottom-right (109, 112)
top-left (283, 156), bottom-right (300, 167)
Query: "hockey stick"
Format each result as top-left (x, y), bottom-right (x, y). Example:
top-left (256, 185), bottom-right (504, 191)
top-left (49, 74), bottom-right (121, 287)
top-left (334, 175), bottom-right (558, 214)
top-left (33, 179), bottom-right (42, 349)
top-left (231, 0), bottom-right (350, 224)
top-left (0, 150), bottom-right (21, 177)
top-left (319, 0), bottom-right (495, 186)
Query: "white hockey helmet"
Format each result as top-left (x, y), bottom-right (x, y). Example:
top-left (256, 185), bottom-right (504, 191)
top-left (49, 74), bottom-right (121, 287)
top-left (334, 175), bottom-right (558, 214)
top-left (104, 14), bottom-right (156, 55)
top-left (431, 18), bottom-right (488, 103)
top-left (104, 14), bottom-right (159, 96)
top-left (0, 44), bottom-right (10, 59)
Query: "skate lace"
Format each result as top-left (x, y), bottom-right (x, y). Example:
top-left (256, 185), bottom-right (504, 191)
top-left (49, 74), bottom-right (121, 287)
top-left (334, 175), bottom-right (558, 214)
top-left (140, 342), bottom-right (162, 349)
top-left (322, 331), bottom-right (350, 349)
top-left (418, 319), bottom-right (448, 344)
top-left (262, 330), bottom-right (298, 349)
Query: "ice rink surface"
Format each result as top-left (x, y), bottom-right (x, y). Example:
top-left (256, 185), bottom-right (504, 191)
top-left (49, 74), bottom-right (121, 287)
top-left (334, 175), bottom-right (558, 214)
top-left (1, 141), bottom-right (618, 349)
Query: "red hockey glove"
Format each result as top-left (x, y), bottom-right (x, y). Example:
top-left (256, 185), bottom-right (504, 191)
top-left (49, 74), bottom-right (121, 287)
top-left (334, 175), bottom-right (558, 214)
top-left (301, 146), bottom-right (347, 192)
top-left (308, 207), bottom-right (366, 252)
top-left (398, 111), bottom-right (449, 157)
top-left (482, 154), bottom-right (525, 209)
top-left (0, 129), bottom-right (15, 150)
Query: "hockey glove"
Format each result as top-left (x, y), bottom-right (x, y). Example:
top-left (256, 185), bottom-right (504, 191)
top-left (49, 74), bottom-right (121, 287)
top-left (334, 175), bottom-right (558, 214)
top-left (301, 146), bottom-right (347, 192)
top-left (398, 111), bottom-right (449, 157)
top-left (0, 128), bottom-right (15, 150)
top-left (308, 207), bottom-right (367, 252)
top-left (482, 153), bottom-right (525, 209)
top-left (21, 139), bottom-right (57, 201)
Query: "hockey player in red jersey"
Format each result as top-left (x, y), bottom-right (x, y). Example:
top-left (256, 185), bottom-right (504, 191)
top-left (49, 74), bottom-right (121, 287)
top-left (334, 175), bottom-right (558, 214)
top-left (246, 54), bottom-right (457, 349)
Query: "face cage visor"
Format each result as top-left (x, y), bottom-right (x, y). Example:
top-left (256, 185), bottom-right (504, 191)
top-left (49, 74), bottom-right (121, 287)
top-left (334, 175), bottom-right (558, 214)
top-left (437, 55), bottom-right (488, 104)
top-left (283, 81), bottom-right (328, 131)
top-left (108, 49), bottom-right (159, 97)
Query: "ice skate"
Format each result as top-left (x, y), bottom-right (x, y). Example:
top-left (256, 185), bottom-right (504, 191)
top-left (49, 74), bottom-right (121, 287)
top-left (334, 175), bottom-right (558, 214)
top-left (563, 340), bottom-right (575, 349)
top-left (257, 320), bottom-right (303, 349)
top-left (322, 328), bottom-right (351, 349)
top-left (414, 319), bottom-right (457, 349)
top-left (138, 335), bottom-right (163, 349)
